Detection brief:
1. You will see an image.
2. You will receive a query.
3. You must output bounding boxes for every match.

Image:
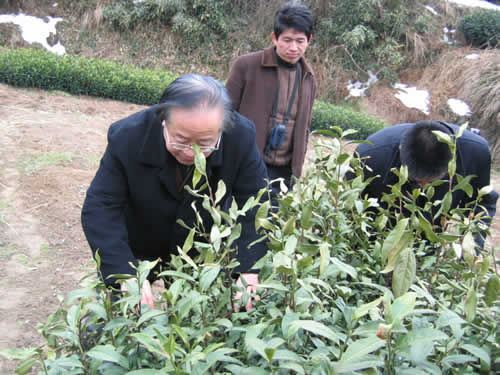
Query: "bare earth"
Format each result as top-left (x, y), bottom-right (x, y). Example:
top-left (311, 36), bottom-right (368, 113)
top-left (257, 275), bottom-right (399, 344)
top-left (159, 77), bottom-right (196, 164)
top-left (0, 83), bottom-right (498, 373)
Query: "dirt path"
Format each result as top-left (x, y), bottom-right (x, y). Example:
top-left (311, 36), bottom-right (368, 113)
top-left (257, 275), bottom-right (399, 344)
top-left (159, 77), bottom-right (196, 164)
top-left (0, 84), bottom-right (145, 373)
top-left (0, 84), bottom-right (498, 373)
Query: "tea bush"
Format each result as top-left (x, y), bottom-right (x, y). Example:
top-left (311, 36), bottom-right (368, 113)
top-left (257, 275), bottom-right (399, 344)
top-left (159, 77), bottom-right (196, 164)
top-left (311, 100), bottom-right (387, 140)
top-left (458, 9), bottom-right (500, 48)
top-left (0, 48), bottom-right (176, 105)
top-left (2, 126), bottom-right (498, 374)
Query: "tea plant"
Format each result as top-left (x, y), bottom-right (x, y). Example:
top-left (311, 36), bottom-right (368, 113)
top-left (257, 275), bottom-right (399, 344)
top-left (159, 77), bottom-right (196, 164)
top-left (1, 128), bottom-right (498, 374)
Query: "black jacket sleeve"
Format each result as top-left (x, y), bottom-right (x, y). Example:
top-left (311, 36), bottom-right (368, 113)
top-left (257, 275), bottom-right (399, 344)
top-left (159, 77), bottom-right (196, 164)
top-left (81, 125), bottom-right (138, 284)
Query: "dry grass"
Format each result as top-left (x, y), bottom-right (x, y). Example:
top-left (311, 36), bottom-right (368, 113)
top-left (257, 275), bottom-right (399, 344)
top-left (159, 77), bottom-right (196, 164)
top-left (460, 51), bottom-right (500, 163)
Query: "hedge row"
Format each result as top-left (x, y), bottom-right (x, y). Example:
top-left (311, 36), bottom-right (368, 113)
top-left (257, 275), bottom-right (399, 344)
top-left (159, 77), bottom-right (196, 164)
top-left (311, 100), bottom-right (386, 139)
top-left (0, 48), bottom-right (386, 139)
top-left (0, 48), bottom-right (176, 105)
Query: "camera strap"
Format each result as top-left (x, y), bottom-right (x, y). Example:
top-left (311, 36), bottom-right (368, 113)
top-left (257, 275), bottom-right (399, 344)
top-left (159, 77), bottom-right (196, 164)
top-left (271, 63), bottom-right (301, 126)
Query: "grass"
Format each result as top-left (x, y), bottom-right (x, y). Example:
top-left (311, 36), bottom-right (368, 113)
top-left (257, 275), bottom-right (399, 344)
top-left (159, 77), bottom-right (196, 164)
top-left (20, 152), bottom-right (74, 174)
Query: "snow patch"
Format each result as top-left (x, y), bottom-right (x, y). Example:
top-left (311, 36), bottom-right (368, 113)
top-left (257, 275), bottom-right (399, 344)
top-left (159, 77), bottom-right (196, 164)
top-left (425, 5), bottom-right (439, 15)
top-left (346, 70), bottom-right (378, 97)
top-left (393, 83), bottom-right (430, 115)
top-left (447, 0), bottom-right (500, 10)
top-left (465, 53), bottom-right (480, 60)
top-left (448, 99), bottom-right (472, 116)
top-left (0, 13), bottom-right (65, 55)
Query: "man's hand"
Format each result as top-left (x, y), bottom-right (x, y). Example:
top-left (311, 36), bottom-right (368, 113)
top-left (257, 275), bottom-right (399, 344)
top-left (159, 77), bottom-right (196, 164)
top-left (121, 279), bottom-right (154, 309)
top-left (233, 273), bottom-right (261, 312)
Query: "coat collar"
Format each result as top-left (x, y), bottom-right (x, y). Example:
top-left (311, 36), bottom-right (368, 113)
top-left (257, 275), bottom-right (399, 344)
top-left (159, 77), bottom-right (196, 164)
top-left (261, 45), bottom-right (315, 76)
top-left (137, 106), bottom-right (224, 198)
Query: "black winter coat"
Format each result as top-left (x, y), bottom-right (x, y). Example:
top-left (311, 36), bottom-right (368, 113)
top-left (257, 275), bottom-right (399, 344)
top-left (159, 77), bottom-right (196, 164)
top-left (81, 106), bottom-right (269, 284)
top-left (355, 122), bottom-right (498, 246)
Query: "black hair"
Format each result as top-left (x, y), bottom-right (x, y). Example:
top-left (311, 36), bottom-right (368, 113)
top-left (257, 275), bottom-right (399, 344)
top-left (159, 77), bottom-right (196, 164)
top-left (400, 120), bottom-right (453, 181)
top-left (156, 74), bottom-right (233, 132)
top-left (274, 2), bottom-right (313, 41)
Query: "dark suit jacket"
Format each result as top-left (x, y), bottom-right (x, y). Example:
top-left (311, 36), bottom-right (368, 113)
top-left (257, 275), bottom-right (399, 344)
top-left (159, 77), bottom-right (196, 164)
top-left (81, 106), bottom-right (269, 284)
top-left (355, 122), bottom-right (498, 246)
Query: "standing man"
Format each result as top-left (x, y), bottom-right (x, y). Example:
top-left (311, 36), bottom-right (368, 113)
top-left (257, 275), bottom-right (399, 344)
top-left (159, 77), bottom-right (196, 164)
top-left (354, 120), bottom-right (498, 248)
top-left (226, 1), bottom-right (316, 190)
top-left (82, 74), bottom-right (267, 311)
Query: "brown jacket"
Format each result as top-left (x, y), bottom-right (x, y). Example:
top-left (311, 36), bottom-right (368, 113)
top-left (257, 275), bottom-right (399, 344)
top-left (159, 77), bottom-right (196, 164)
top-left (226, 46), bottom-right (316, 178)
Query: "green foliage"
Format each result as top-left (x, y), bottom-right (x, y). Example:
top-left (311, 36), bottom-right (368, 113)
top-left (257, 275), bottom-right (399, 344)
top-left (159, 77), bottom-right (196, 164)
top-left (314, 0), bottom-right (423, 71)
top-left (458, 9), bottom-right (500, 48)
top-left (311, 100), bottom-right (386, 139)
top-left (0, 48), bottom-right (176, 105)
top-left (2, 126), bottom-right (497, 374)
top-left (103, 0), bottom-right (234, 50)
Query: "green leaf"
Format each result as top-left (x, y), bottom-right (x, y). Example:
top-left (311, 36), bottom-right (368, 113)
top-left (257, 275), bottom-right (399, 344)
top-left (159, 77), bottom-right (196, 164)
top-left (0, 348), bottom-right (37, 361)
top-left (464, 288), bottom-right (477, 322)
top-left (381, 232), bottom-right (412, 274)
top-left (255, 200), bottom-right (271, 231)
top-left (130, 333), bottom-right (168, 358)
top-left (461, 344), bottom-right (490, 365)
top-left (87, 345), bottom-right (129, 369)
top-left (156, 270), bottom-right (195, 282)
top-left (193, 145), bottom-right (206, 175)
top-left (284, 235), bottom-right (298, 255)
top-left (340, 336), bottom-right (385, 363)
top-left (389, 292), bottom-right (416, 326)
top-left (319, 242), bottom-right (329, 276)
top-left (200, 264), bottom-right (221, 291)
top-left (276, 361), bottom-right (305, 375)
top-left (442, 354), bottom-right (476, 367)
top-left (225, 365), bottom-right (270, 375)
top-left (381, 219), bottom-right (409, 264)
top-left (165, 333), bottom-right (176, 355)
top-left (137, 309), bottom-right (166, 326)
top-left (485, 274), bottom-right (500, 307)
top-left (15, 358), bottom-right (37, 375)
top-left (462, 232), bottom-right (476, 267)
top-left (288, 320), bottom-right (340, 344)
top-left (300, 203), bottom-right (313, 229)
top-left (215, 179), bottom-right (227, 204)
top-left (182, 228), bottom-right (195, 253)
top-left (333, 359), bottom-right (384, 373)
top-left (353, 297), bottom-right (383, 320)
top-left (127, 370), bottom-right (167, 375)
top-left (283, 216), bottom-right (296, 236)
top-left (417, 212), bottom-right (439, 242)
top-left (264, 347), bottom-right (275, 362)
top-left (392, 248), bottom-right (416, 298)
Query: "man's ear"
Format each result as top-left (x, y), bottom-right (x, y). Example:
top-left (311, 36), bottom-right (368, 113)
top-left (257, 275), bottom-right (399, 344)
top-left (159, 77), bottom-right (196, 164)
top-left (308, 34), bottom-right (313, 42)
top-left (271, 32), bottom-right (278, 44)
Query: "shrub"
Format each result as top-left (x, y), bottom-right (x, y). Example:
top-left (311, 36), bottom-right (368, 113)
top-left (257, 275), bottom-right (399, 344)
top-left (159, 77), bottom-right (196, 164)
top-left (1, 128), bottom-right (497, 374)
top-left (0, 48), bottom-right (176, 105)
top-left (311, 100), bottom-right (387, 140)
top-left (458, 9), bottom-right (500, 48)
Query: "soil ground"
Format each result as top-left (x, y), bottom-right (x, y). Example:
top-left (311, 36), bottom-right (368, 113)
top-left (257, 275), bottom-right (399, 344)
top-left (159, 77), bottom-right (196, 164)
top-left (0, 83), bottom-right (498, 373)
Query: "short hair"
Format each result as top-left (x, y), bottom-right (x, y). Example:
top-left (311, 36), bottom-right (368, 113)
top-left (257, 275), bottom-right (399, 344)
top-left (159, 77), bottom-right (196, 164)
top-left (274, 2), bottom-right (313, 41)
top-left (156, 74), bottom-right (233, 132)
top-left (400, 121), bottom-right (453, 181)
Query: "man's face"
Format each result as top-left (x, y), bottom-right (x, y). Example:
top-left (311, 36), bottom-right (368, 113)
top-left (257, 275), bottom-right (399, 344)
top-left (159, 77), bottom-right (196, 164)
top-left (163, 106), bottom-right (223, 166)
top-left (271, 28), bottom-right (310, 64)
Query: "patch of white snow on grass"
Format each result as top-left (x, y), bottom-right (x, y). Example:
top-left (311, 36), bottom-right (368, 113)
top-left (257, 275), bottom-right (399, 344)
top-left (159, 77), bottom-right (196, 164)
top-left (465, 53), bottom-right (480, 59)
top-left (393, 83), bottom-right (430, 115)
top-left (425, 5), bottom-right (439, 15)
top-left (447, 0), bottom-right (500, 10)
top-left (346, 70), bottom-right (378, 97)
top-left (448, 99), bottom-right (472, 116)
top-left (0, 13), bottom-right (65, 55)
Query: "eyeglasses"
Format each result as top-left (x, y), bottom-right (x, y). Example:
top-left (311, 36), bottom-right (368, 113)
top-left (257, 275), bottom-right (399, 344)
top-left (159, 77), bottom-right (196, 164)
top-left (163, 124), bottom-right (221, 153)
